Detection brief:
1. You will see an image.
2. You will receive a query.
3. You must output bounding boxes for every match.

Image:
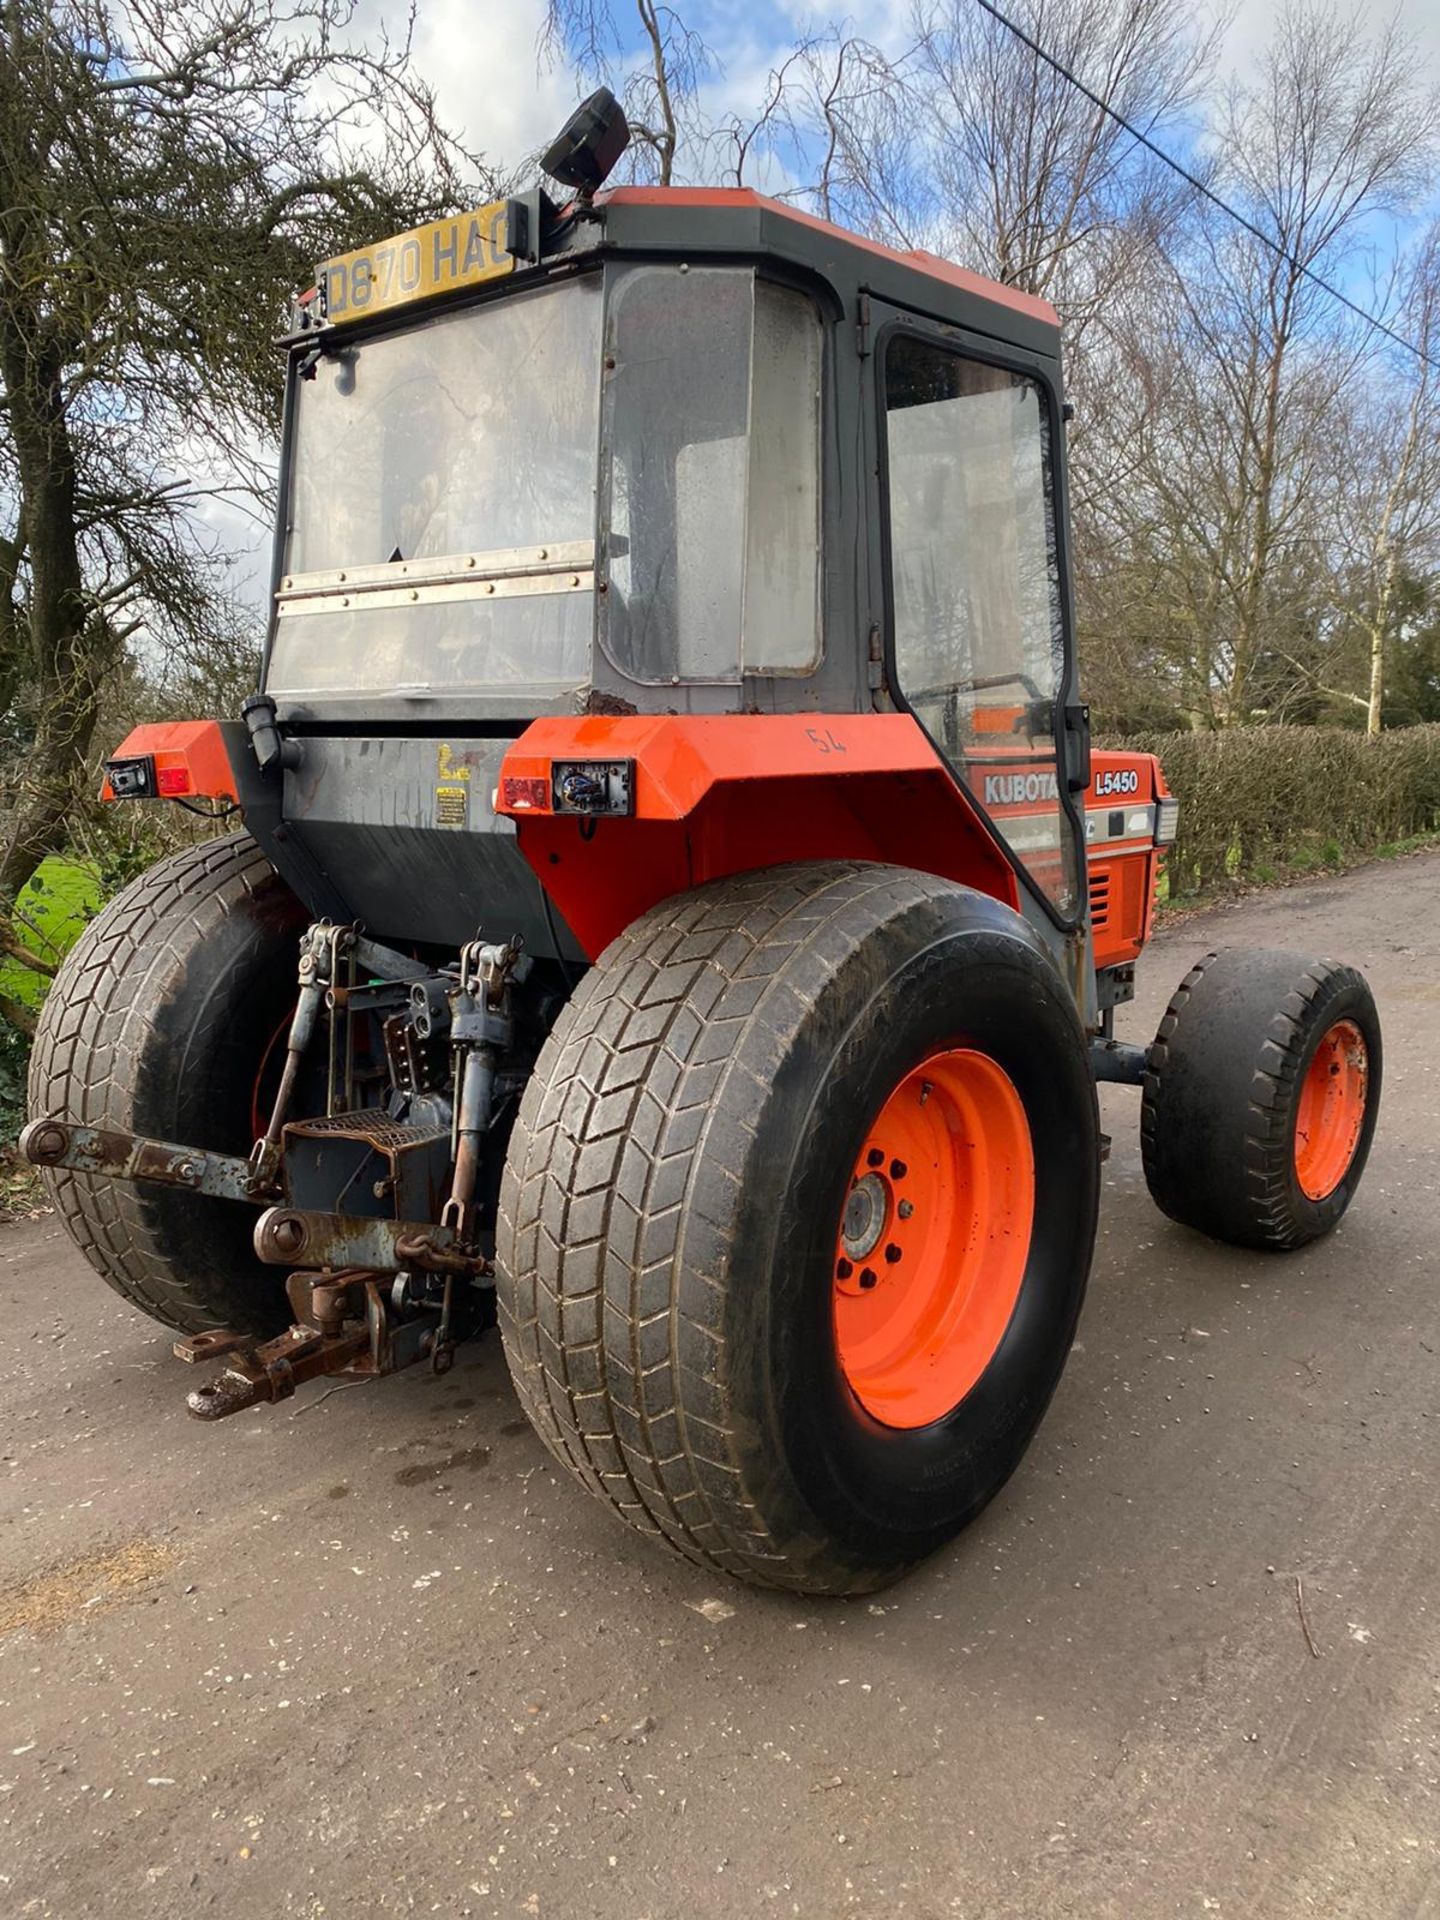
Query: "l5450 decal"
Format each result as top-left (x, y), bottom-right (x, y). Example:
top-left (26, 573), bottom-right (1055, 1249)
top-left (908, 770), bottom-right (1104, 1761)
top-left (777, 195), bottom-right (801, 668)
top-left (1093, 768), bottom-right (1140, 798)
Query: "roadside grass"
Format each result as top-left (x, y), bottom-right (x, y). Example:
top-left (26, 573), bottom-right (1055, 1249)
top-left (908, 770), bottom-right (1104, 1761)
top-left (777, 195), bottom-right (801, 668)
top-left (0, 855), bottom-right (106, 1165)
top-left (0, 856), bottom-right (105, 1009)
top-left (1372, 827), bottom-right (1440, 860)
top-left (1158, 825), bottom-right (1440, 917)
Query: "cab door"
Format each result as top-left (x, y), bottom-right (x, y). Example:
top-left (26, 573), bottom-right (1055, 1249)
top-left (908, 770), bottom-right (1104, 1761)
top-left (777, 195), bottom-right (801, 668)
top-left (870, 309), bottom-right (1087, 925)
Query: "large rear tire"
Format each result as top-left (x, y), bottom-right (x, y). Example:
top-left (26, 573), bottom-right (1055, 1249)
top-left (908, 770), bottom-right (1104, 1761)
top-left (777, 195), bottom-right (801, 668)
top-left (496, 863), bottom-right (1100, 1595)
top-left (1142, 947), bottom-right (1381, 1251)
top-left (28, 834), bottom-right (306, 1336)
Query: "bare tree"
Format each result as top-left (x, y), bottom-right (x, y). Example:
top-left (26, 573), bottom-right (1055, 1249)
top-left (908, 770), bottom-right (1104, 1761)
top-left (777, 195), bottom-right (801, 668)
top-left (793, 34), bottom-right (922, 243)
top-left (1077, 3), bottom-right (1439, 727)
top-left (541, 6), bottom-right (918, 220)
top-left (542, 0), bottom-right (715, 185)
top-left (1193, 4), bottom-right (1439, 724)
top-left (1254, 236), bottom-right (1440, 735)
top-left (0, 0), bottom-right (487, 1026)
top-left (1341, 231), bottom-right (1440, 733)
top-left (904, 0), bottom-right (1220, 329)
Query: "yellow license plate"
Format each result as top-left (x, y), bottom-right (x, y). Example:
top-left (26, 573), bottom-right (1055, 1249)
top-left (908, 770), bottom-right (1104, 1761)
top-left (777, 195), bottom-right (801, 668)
top-left (318, 200), bottom-right (515, 325)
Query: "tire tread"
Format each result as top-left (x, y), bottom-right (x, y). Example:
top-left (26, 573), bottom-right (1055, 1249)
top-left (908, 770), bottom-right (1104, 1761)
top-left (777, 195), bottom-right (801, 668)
top-left (29, 834), bottom-right (292, 1332)
top-left (1142, 947), bottom-right (1377, 1250)
top-left (498, 862), bottom-right (953, 1588)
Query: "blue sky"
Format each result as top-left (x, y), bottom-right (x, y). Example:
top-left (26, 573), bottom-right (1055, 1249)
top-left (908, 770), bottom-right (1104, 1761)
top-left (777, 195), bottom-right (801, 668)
top-left (408, 0), bottom-right (1440, 179)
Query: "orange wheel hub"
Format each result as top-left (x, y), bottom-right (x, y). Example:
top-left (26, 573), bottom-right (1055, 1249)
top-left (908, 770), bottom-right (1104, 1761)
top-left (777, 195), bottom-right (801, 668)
top-left (1294, 1019), bottom-right (1368, 1201)
top-left (832, 1048), bottom-right (1035, 1430)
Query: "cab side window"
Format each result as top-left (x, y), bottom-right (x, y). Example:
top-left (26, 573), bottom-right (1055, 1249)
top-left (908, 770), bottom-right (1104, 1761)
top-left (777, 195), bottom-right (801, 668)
top-left (884, 335), bottom-right (1076, 915)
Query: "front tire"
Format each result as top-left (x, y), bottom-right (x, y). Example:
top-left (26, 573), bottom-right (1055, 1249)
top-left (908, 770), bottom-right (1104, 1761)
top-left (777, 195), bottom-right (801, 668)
top-left (497, 863), bottom-right (1100, 1595)
top-left (1142, 948), bottom-right (1381, 1251)
top-left (28, 833), bottom-right (306, 1335)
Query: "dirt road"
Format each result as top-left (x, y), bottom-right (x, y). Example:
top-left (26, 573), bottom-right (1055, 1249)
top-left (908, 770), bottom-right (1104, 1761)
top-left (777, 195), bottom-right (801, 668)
top-left (1, 851), bottom-right (1437, 1919)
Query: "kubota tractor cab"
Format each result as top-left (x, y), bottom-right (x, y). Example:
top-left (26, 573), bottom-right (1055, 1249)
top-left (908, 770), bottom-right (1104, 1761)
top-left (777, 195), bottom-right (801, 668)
top-left (24, 93), bottom-right (1381, 1595)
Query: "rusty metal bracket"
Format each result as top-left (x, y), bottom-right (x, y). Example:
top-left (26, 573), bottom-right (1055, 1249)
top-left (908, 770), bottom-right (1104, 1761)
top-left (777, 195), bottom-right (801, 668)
top-left (250, 921), bottom-right (335, 1188)
top-left (253, 1207), bottom-right (491, 1276)
top-left (178, 1266), bottom-right (469, 1421)
top-left (184, 1316), bottom-right (371, 1420)
top-left (183, 1269), bottom-right (378, 1420)
top-left (21, 1119), bottom-right (266, 1202)
top-left (173, 1329), bottom-right (254, 1366)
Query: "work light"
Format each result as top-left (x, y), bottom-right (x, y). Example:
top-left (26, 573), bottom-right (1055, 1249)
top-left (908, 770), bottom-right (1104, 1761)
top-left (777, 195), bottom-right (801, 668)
top-left (541, 87), bottom-right (631, 197)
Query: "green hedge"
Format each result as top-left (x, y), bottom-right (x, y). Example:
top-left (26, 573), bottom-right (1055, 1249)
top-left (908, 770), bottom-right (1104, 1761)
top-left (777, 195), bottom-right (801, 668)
top-left (1111, 725), bottom-right (1440, 898)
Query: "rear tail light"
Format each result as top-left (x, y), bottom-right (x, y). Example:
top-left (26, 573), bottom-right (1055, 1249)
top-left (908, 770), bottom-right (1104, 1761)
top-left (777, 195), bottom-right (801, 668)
top-left (1155, 797), bottom-right (1180, 845)
top-left (501, 774), bottom-right (550, 811)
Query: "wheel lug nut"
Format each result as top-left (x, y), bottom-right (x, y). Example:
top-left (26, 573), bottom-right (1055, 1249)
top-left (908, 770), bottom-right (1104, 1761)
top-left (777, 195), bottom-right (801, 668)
top-left (898, 1199), bottom-right (914, 1220)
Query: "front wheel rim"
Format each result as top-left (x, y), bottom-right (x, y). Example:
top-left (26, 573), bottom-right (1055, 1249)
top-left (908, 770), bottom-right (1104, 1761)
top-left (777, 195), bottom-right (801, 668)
top-left (832, 1047), bottom-right (1035, 1430)
top-left (1294, 1018), bottom-right (1368, 1201)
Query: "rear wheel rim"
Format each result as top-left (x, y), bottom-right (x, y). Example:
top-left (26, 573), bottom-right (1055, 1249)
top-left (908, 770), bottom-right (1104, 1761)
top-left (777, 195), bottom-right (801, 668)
top-left (1294, 1018), bottom-right (1368, 1201)
top-left (832, 1048), bottom-right (1035, 1429)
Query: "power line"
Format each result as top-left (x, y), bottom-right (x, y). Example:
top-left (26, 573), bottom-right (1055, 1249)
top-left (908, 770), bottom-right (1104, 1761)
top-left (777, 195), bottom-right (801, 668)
top-left (972, 0), bottom-right (1438, 374)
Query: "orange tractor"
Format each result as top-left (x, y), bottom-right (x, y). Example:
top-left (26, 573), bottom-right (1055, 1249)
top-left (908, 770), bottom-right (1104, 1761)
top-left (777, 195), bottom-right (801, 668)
top-left (23, 94), bottom-right (1380, 1593)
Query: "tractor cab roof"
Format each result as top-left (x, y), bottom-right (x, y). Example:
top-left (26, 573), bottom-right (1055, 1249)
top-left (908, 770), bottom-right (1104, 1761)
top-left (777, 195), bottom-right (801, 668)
top-left (297, 183), bottom-right (1061, 366)
top-left (596, 186), bottom-right (1059, 343)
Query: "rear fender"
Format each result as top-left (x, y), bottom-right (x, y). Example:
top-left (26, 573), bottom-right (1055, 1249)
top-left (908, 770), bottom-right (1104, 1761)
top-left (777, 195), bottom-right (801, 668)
top-left (496, 714), bottom-right (1021, 959)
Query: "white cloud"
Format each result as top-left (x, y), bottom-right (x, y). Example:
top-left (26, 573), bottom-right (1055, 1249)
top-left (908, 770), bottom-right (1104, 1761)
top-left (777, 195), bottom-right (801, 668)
top-left (408, 0), bottom-right (579, 173)
top-left (1208, 0), bottom-right (1440, 83)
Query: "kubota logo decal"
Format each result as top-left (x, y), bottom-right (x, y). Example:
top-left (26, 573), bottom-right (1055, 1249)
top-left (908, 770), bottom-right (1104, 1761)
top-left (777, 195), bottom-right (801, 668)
top-left (984, 771), bottom-right (1059, 806)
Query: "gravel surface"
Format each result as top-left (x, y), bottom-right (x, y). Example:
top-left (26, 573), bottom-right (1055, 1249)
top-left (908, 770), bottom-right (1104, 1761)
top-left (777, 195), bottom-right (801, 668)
top-left (1, 850), bottom-right (1436, 1918)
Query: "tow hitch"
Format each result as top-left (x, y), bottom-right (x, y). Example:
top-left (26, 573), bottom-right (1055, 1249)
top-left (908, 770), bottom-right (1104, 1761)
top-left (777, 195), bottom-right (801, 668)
top-left (21, 919), bottom-right (524, 1421)
top-left (21, 1112), bottom-right (498, 1419)
top-left (173, 1264), bottom-right (494, 1420)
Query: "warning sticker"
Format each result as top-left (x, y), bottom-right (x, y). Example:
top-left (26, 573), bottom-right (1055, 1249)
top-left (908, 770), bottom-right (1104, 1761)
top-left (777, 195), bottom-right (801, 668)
top-left (435, 784), bottom-right (469, 830)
